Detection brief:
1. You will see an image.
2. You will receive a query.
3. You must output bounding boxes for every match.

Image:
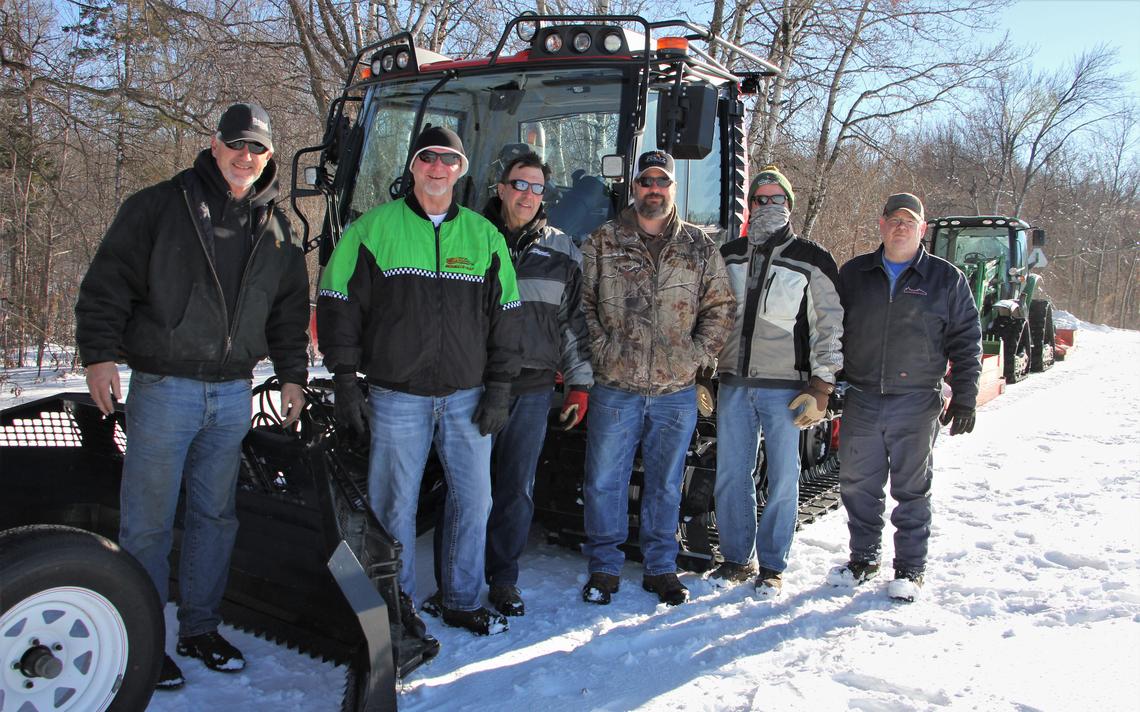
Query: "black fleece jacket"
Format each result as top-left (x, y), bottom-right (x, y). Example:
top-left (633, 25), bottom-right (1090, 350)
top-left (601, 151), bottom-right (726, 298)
top-left (75, 150), bottom-right (310, 384)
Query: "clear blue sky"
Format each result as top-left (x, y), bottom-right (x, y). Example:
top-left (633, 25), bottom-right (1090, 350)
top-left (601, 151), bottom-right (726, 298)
top-left (1000, 0), bottom-right (1140, 97)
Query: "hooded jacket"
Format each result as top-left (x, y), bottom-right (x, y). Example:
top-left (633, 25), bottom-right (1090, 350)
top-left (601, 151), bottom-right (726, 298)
top-left (482, 198), bottom-right (592, 394)
top-left (838, 244), bottom-right (982, 407)
top-left (75, 150), bottom-right (310, 384)
top-left (581, 205), bottom-right (735, 396)
top-left (316, 193), bottom-right (522, 396)
top-left (718, 224), bottom-right (844, 388)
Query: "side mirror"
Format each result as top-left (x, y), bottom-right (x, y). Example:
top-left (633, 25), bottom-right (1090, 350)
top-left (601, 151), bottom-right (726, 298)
top-left (303, 166), bottom-right (320, 186)
top-left (1031, 227), bottom-right (1046, 247)
top-left (601, 154), bottom-right (625, 180)
top-left (656, 83), bottom-right (718, 160)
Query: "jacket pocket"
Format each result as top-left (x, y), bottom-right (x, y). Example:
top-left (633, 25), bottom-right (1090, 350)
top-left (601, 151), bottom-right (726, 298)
top-left (761, 265), bottom-right (807, 323)
top-left (230, 286), bottom-right (270, 363)
top-left (169, 281), bottom-right (224, 361)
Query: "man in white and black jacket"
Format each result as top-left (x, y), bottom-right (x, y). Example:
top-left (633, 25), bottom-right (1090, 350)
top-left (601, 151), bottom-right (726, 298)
top-left (711, 166), bottom-right (844, 598)
top-left (76, 103), bottom-right (310, 689)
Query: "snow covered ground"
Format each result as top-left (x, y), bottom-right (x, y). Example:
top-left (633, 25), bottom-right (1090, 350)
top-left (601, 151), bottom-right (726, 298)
top-left (4, 324), bottom-right (1138, 711)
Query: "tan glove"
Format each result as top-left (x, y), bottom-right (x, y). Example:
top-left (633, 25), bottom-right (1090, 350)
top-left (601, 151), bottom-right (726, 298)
top-left (788, 376), bottom-right (834, 429)
top-left (695, 364), bottom-right (716, 418)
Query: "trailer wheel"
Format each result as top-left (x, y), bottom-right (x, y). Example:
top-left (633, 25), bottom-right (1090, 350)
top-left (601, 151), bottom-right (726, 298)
top-left (0, 525), bottom-right (163, 712)
top-left (1029, 300), bottom-right (1056, 372)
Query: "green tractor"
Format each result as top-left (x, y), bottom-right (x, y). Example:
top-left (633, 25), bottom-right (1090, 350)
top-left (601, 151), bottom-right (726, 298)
top-left (927, 216), bottom-right (1057, 384)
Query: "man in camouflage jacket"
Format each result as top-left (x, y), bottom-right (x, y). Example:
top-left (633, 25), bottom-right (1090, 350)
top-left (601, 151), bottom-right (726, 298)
top-left (579, 150), bottom-right (735, 607)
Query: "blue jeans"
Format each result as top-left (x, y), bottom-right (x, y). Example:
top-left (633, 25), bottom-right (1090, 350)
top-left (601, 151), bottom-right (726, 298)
top-left (119, 371), bottom-right (251, 638)
top-left (430, 388), bottom-right (554, 589)
top-left (367, 385), bottom-right (491, 610)
top-left (486, 389), bottom-right (553, 586)
top-left (714, 383), bottom-right (802, 573)
top-left (583, 385), bottom-right (697, 576)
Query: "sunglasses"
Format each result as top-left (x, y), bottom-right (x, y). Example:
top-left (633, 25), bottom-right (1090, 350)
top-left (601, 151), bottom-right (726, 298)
top-left (636, 176), bottom-right (673, 188)
top-left (224, 140), bottom-right (269, 155)
top-left (506, 179), bottom-right (545, 195)
top-left (416, 150), bottom-right (463, 166)
top-left (749, 194), bottom-right (787, 207)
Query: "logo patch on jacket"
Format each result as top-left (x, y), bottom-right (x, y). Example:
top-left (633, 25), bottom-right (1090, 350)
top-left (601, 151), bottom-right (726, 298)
top-left (445, 256), bottom-right (475, 271)
top-left (903, 287), bottom-right (928, 296)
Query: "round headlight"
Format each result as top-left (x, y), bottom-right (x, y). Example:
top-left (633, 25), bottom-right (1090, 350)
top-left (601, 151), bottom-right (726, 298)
top-left (371, 59), bottom-right (383, 75)
top-left (381, 54), bottom-right (395, 72)
top-left (602, 32), bottom-right (623, 53)
top-left (544, 32), bottom-right (563, 53)
top-left (572, 32), bottom-right (592, 53)
top-left (517, 20), bottom-right (537, 42)
top-left (395, 50), bottom-right (410, 69)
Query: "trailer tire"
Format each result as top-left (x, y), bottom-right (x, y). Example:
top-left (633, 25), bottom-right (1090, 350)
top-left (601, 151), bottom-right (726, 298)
top-left (0, 525), bottom-right (163, 712)
top-left (1029, 299), bottom-right (1056, 372)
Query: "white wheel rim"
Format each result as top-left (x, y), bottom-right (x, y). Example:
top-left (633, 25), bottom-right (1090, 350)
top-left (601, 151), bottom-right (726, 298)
top-left (1, 586), bottom-right (129, 712)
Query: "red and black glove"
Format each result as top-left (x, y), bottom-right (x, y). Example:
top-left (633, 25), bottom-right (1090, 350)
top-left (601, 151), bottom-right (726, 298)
top-left (559, 387), bottom-right (589, 430)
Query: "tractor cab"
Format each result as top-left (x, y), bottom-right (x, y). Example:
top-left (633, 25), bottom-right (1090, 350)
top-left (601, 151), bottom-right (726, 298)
top-left (927, 216), bottom-right (1054, 383)
top-left (292, 15), bottom-right (779, 259)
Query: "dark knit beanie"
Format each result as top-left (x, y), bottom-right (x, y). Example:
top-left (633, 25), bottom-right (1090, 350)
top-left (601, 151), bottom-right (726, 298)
top-left (748, 165), bottom-right (795, 210)
top-left (411, 125), bottom-right (468, 177)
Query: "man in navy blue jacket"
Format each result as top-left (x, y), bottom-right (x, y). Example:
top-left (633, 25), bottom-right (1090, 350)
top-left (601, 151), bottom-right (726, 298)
top-left (829, 193), bottom-right (981, 602)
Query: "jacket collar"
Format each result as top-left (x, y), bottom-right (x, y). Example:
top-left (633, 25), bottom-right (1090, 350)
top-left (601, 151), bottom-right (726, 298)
top-left (405, 190), bottom-right (460, 223)
top-left (482, 196), bottom-right (548, 246)
top-left (865, 243), bottom-right (930, 277)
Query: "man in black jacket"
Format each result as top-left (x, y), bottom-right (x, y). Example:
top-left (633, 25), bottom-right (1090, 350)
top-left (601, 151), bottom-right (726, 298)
top-left (830, 193), bottom-right (980, 602)
top-left (75, 103), bottom-right (310, 688)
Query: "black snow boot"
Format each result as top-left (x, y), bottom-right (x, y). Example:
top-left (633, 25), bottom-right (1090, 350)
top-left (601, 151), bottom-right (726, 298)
top-left (421, 590), bottom-right (443, 618)
top-left (489, 584), bottom-right (526, 617)
top-left (176, 631), bottom-right (245, 672)
top-left (441, 605), bottom-right (509, 636)
top-left (156, 655), bottom-right (185, 690)
top-left (827, 559), bottom-right (881, 587)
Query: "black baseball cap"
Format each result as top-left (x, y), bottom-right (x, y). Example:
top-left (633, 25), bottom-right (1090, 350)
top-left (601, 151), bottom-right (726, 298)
top-left (882, 193), bottom-right (924, 221)
top-left (217, 103), bottom-right (273, 152)
top-left (634, 150), bottom-right (675, 181)
top-left (410, 125), bottom-right (469, 177)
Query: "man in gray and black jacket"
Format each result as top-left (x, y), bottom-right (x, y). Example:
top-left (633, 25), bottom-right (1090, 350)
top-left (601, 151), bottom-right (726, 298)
top-left (828, 192), bottom-right (981, 602)
top-left (711, 166), bottom-right (843, 598)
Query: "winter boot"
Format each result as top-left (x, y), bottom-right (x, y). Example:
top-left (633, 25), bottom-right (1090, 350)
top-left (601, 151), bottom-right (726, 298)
top-left (888, 568), bottom-right (925, 602)
top-left (441, 605), bottom-right (509, 636)
top-left (706, 560), bottom-right (759, 588)
top-left (156, 655), bottom-right (185, 690)
top-left (488, 584), bottom-right (526, 617)
top-left (581, 572), bottom-right (621, 605)
top-left (826, 559), bottom-right (881, 587)
top-left (176, 631), bottom-right (245, 672)
top-left (421, 590), bottom-right (443, 618)
top-left (754, 567), bottom-right (783, 599)
top-left (642, 572), bottom-right (689, 606)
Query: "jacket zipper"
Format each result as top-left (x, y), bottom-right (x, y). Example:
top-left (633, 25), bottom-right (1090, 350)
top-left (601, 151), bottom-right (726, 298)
top-left (879, 265), bottom-right (901, 394)
top-left (181, 190), bottom-right (271, 367)
top-left (761, 273), bottom-right (776, 313)
top-left (433, 221), bottom-right (443, 384)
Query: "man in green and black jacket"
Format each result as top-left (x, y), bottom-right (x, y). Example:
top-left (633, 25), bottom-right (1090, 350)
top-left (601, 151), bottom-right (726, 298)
top-left (316, 126), bottom-right (522, 638)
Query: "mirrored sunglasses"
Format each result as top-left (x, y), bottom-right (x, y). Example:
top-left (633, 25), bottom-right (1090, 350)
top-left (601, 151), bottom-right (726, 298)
top-left (224, 140), bottom-right (269, 155)
top-left (507, 179), bottom-right (545, 195)
top-left (636, 176), bottom-right (673, 188)
top-left (417, 150), bottom-right (462, 166)
top-left (749, 194), bottom-right (787, 207)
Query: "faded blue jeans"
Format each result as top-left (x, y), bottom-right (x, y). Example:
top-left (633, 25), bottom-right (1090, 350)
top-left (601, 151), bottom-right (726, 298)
top-left (367, 385), bottom-right (491, 611)
top-left (119, 371), bottom-right (251, 638)
top-left (583, 384), bottom-right (697, 577)
top-left (714, 383), bottom-right (802, 573)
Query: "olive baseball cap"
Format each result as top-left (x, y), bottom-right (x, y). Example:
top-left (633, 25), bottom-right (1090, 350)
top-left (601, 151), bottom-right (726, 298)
top-left (882, 193), bottom-right (924, 221)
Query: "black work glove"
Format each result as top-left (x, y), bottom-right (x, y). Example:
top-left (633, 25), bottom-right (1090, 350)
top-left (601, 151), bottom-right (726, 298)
top-left (472, 382), bottom-right (511, 436)
top-left (333, 372), bottom-right (369, 436)
top-left (939, 401), bottom-right (976, 436)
